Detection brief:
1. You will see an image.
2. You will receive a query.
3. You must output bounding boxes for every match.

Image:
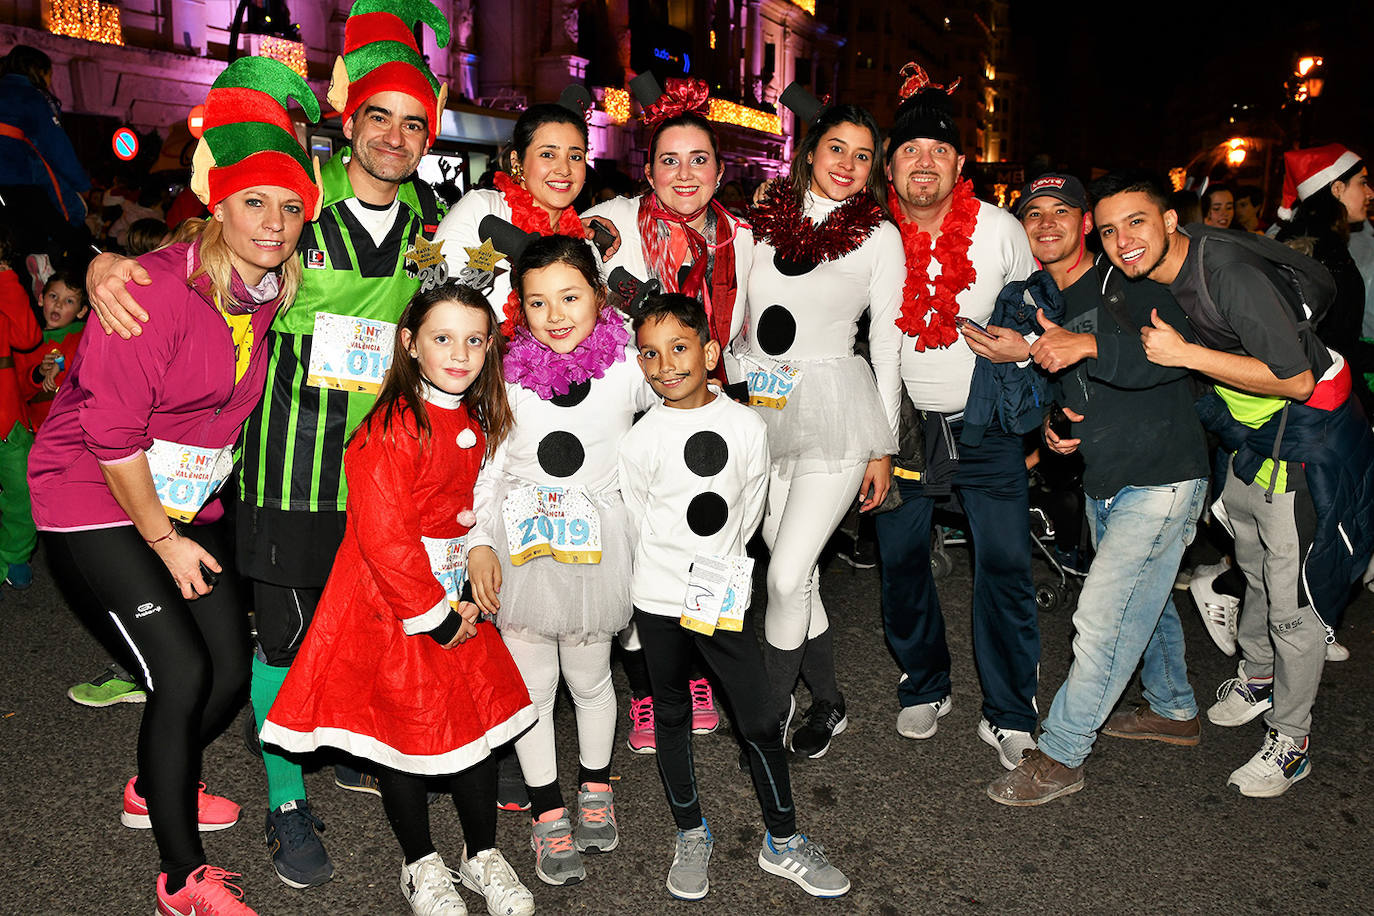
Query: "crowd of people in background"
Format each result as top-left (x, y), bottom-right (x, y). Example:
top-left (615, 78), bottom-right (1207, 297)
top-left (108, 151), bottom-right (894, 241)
top-left (3, 1), bottom-right (1374, 913)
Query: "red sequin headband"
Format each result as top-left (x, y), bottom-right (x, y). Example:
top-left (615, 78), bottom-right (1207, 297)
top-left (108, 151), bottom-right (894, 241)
top-left (898, 61), bottom-right (960, 100)
top-left (641, 77), bottom-right (712, 132)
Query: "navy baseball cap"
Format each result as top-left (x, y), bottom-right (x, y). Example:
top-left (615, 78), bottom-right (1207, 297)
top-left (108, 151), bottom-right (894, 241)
top-left (1015, 173), bottom-right (1089, 215)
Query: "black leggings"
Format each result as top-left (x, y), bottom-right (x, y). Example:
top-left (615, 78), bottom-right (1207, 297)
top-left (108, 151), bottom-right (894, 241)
top-left (49, 522), bottom-right (250, 885)
top-left (380, 757), bottom-right (499, 864)
top-left (635, 610), bottom-right (796, 837)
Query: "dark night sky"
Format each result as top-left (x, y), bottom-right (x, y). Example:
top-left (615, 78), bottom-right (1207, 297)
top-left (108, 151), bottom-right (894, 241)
top-left (1011, 0), bottom-right (1373, 172)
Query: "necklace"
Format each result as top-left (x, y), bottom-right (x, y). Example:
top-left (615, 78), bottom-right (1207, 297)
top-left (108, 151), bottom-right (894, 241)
top-left (750, 181), bottom-right (884, 266)
top-left (889, 178), bottom-right (980, 351)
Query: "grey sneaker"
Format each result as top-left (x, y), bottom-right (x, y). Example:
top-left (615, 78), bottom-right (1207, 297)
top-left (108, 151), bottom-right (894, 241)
top-left (666, 822), bottom-right (713, 901)
top-left (457, 848), bottom-right (534, 916)
top-left (1207, 661), bottom-right (1274, 727)
top-left (401, 852), bottom-right (468, 916)
top-left (758, 832), bottom-right (850, 897)
top-left (896, 695), bottom-right (951, 739)
top-left (529, 809), bottom-right (585, 886)
top-left (977, 718), bottom-right (1036, 770)
top-left (573, 783), bottom-right (618, 853)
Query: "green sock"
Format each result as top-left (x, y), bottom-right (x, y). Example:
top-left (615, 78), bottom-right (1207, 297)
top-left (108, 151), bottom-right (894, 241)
top-left (251, 656), bottom-right (308, 810)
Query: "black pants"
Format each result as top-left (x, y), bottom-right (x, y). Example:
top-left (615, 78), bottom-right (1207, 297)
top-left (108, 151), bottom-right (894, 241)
top-left (380, 758), bottom-right (498, 864)
top-left (634, 610), bottom-right (796, 837)
top-left (49, 521), bottom-right (250, 881)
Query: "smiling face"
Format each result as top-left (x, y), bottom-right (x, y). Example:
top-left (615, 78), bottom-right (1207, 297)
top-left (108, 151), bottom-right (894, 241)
top-left (402, 299), bottom-right (491, 396)
top-left (520, 260), bottom-right (601, 353)
top-left (635, 312), bottom-right (719, 409)
top-left (887, 136), bottom-right (965, 211)
top-left (1021, 195), bottom-right (1089, 267)
top-left (515, 121), bottom-right (587, 221)
top-left (647, 124), bottom-right (723, 221)
top-left (1333, 167), bottom-right (1373, 223)
top-left (344, 90), bottom-right (431, 185)
top-left (807, 121), bottom-right (876, 201)
top-left (42, 279), bottom-right (86, 328)
top-left (1203, 189), bottom-right (1234, 228)
top-left (1094, 190), bottom-right (1180, 282)
top-left (213, 185), bottom-right (306, 286)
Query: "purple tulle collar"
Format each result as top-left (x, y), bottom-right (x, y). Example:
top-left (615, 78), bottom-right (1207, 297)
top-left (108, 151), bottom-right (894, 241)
top-left (503, 307), bottom-right (630, 398)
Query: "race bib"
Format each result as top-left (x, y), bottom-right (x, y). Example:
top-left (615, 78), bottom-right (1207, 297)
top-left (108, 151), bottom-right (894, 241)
top-left (681, 554), bottom-right (754, 636)
top-left (146, 440), bottom-right (235, 523)
top-left (306, 313), bottom-right (396, 393)
top-left (746, 363), bottom-right (802, 410)
top-left (502, 485), bottom-right (602, 566)
top-left (420, 535), bottom-right (468, 610)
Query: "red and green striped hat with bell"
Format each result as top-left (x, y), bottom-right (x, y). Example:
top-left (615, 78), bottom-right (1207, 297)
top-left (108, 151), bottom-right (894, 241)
top-left (191, 55), bottom-right (322, 219)
top-left (328, 0), bottom-right (450, 145)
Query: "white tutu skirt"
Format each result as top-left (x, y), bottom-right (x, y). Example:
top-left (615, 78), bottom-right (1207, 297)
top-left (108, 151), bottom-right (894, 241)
top-left (486, 476), bottom-right (633, 643)
top-left (743, 354), bottom-right (897, 474)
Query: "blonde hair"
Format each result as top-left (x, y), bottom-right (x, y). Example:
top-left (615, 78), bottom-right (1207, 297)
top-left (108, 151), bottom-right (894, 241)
top-left (188, 215), bottom-right (302, 310)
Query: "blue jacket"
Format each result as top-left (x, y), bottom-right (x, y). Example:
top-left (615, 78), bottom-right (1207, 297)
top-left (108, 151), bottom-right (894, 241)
top-left (1195, 390), bottom-right (1374, 630)
top-left (0, 74), bottom-right (89, 226)
top-left (961, 269), bottom-right (1064, 446)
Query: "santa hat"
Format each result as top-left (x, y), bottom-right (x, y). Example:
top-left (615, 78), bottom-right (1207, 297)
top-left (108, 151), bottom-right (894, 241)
top-left (190, 56), bottom-right (322, 220)
top-left (1279, 143), bottom-right (1361, 220)
top-left (327, 0), bottom-right (450, 146)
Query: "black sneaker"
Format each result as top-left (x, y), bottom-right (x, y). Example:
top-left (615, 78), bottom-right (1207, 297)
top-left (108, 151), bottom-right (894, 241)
top-left (497, 750), bottom-right (531, 812)
top-left (333, 763), bottom-right (381, 796)
top-left (788, 698), bottom-right (848, 759)
top-left (266, 800), bottom-right (334, 888)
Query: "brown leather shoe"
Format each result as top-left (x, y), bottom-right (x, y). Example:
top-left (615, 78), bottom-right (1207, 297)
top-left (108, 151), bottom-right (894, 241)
top-left (986, 748), bottom-right (1085, 807)
top-left (1101, 703), bottom-right (1201, 746)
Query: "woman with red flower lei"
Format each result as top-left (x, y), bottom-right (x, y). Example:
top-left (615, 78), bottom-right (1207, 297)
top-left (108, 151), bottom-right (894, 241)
top-left (739, 102), bottom-right (904, 760)
top-left (583, 77), bottom-right (755, 750)
top-left (434, 101), bottom-right (610, 325)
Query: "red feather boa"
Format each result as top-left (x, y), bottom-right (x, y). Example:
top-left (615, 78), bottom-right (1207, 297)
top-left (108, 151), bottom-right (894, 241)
top-left (888, 178), bottom-right (980, 351)
top-left (750, 180), bottom-right (884, 264)
top-left (495, 171), bottom-right (586, 335)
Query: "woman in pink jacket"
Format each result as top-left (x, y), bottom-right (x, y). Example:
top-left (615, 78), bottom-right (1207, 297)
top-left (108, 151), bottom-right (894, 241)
top-left (26, 58), bottom-right (321, 916)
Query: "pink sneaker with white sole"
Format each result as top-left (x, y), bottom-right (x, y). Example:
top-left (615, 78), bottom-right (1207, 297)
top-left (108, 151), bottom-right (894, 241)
top-left (123, 776), bottom-right (240, 831)
top-left (690, 678), bottom-right (720, 734)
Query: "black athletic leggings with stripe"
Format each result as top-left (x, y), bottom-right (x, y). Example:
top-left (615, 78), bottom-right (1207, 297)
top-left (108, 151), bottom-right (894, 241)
top-left (48, 520), bottom-right (250, 888)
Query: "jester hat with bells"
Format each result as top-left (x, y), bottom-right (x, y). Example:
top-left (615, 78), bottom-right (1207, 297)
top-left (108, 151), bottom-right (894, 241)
top-left (190, 55), bottom-right (323, 221)
top-left (328, 0), bottom-right (450, 147)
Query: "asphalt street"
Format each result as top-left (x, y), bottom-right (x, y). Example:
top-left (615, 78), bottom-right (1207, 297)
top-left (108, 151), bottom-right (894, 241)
top-left (2, 541), bottom-right (1371, 915)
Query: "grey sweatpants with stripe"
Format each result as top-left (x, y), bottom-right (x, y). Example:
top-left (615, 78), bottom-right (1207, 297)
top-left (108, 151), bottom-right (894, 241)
top-left (1225, 460), bottom-right (1327, 738)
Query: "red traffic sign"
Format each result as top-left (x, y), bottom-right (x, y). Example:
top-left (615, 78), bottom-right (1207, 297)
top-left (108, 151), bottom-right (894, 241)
top-left (112, 127), bottom-right (139, 161)
top-left (187, 104), bottom-right (205, 139)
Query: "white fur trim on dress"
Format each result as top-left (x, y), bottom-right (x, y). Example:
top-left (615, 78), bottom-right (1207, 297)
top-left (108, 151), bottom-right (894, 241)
top-left (402, 596), bottom-right (452, 635)
top-left (259, 703), bottom-right (538, 777)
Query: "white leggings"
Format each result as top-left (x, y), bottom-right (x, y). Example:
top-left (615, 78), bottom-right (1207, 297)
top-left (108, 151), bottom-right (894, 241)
top-left (502, 633), bottom-right (616, 788)
top-left (760, 460), bottom-right (868, 651)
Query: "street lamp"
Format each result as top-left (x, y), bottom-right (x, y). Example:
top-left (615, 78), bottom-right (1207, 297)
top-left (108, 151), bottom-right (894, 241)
top-left (1226, 137), bottom-right (1247, 167)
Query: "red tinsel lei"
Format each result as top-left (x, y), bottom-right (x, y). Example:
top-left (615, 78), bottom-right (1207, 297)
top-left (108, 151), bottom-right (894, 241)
top-left (888, 178), bottom-right (979, 351)
top-left (495, 171), bottom-right (587, 336)
top-left (750, 180), bottom-right (884, 264)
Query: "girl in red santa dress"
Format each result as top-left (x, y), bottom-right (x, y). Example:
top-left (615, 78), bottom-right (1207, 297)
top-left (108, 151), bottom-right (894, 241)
top-left (262, 280), bottom-right (539, 916)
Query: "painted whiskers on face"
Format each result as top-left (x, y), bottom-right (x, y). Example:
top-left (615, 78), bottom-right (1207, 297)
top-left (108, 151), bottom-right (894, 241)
top-left (635, 314), bottom-right (719, 410)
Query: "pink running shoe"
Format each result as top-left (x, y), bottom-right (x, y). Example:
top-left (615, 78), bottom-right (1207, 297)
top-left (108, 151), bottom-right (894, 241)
top-left (157, 864), bottom-right (258, 915)
top-left (690, 678), bottom-right (720, 734)
top-left (626, 695), bottom-right (656, 754)
top-left (123, 776), bottom-right (241, 831)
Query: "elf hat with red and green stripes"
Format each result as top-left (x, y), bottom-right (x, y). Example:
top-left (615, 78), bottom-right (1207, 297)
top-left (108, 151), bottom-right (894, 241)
top-left (190, 55), bottom-right (322, 219)
top-left (327, 0), bottom-right (450, 146)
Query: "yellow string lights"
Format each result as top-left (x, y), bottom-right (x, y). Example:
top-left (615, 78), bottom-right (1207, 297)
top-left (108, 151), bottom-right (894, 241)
top-left (603, 87), bottom-right (630, 124)
top-left (45, 0), bottom-right (124, 46)
top-left (708, 99), bottom-right (782, 135)
top-left (258, 37), bottom-right (308, 79)
top-left (789, 0), bottom-right (817, 14)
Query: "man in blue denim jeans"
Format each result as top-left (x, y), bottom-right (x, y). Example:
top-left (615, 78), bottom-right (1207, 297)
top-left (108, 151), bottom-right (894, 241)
top-left (985, 174), bottom-right (1211, 806)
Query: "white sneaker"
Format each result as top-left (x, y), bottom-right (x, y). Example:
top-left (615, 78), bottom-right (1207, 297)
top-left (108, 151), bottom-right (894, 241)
top-left (896, 695), bottom-right (951, 739)
top-left (457, 848), bottom-right (535, 916)
top-left (1326, 640), bottom-right (1350, 662)
top-left (401, 852), bottom-right (468, 916)
top-left (1207, 661), bottom-right (1274, 727)
top-left (1189, 562), bottom-right (1239, 656)
top-left (977, 718), bottom-right (1037, 770)
top-left (1227, 728), bottom-right (1310, 798)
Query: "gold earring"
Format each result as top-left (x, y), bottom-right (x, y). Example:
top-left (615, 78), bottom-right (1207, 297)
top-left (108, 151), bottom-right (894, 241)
top-left (511, 161), bottom-right (524, 182)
